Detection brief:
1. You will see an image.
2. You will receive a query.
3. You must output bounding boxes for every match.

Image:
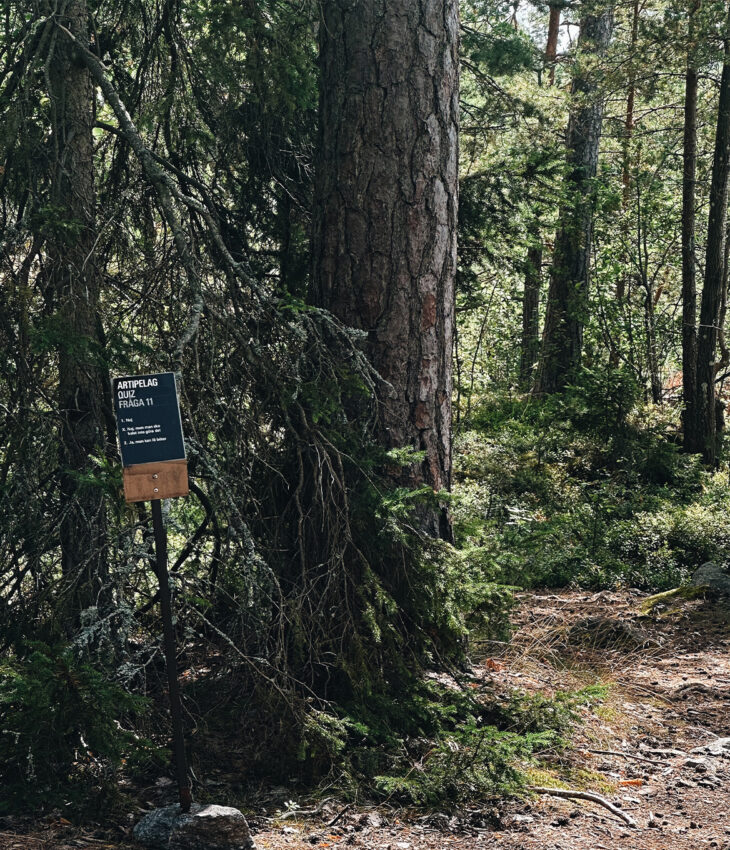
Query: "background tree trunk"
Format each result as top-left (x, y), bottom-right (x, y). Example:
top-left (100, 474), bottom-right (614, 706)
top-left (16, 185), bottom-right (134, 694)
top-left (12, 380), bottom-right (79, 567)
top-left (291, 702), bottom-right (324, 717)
top-left (520, 227), bottom-right (542, 389)
top-left (545, 4), bottom-right (561, 85)
top-left (609, 28), bottom-right (638, 372)
top-left (682, 3), bottom-right (700, 452)
top-left (690, 5), bottom-right (730, 465)
top-left (536, 5), bottom-right (614, 394)
top-left (519, 5), bottom-right (562, 389)
top-left (49, 0), bottom-right (109, 620)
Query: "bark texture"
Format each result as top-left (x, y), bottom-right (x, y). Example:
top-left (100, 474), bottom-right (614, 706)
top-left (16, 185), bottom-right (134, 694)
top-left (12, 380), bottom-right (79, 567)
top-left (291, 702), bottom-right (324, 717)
top-left (311, 0), bottom-right (459, 537)
top-left (689, 10), bottom-right (730, 465)
top-left (537, 6), bottom-right (614, 394)
top-left (49, 0), bottom-right (108, 618)
top-left (609, 1), bottom-right (638, 367)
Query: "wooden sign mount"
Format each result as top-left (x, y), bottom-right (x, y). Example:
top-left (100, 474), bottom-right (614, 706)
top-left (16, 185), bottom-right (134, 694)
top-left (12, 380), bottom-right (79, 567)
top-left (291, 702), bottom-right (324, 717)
top-left (122, 459), bottom-right (189, 503)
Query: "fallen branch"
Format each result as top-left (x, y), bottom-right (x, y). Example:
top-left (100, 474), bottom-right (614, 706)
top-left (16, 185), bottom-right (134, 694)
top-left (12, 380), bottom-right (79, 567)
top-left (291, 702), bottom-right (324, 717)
top-left (640, 747), bottom-right (688, 758)
top-left (326, 804), bottom-right (352, 827)
top-left (527, 786), bottom-right (637, 828)
top-left (587, 748), bottom-right (667, 766)
top-left (279, 798), bottom-right (335, 820)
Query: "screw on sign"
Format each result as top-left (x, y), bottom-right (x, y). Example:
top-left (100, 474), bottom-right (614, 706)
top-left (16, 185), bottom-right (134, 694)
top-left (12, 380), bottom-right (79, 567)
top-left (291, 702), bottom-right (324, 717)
top-left (113, 372), bottom-right (192, 812)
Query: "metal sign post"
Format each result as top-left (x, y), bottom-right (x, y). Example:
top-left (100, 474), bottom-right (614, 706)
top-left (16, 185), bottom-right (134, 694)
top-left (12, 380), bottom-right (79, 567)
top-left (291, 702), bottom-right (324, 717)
top-left (151, 498), bottom-right (192, 812)
top-left (113, 372), bottom-right (192, 812)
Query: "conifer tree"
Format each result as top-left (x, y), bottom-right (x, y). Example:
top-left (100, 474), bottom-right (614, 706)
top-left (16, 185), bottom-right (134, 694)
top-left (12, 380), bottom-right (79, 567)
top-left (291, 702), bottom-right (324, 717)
top-left (50, 0), bottom-right (109, 620)
top-left (687, 1), bottom-right (730, 465)
top-left (311, 0), bottom-right (459, 537)
top-left (537, 2), bottom-right (614, 394)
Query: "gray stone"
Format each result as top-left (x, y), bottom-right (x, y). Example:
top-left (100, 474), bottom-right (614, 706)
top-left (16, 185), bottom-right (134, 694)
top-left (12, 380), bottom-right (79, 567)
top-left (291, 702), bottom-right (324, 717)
top-left (134, 803), bottom-right (256, 850)
top-left (134, 805), bottom-right (183, 847)
top-left (691, 563), bottom-right (730, 596)
top-left (691, 737), bottom-right (730, 757)
top-left (356, 812), bottom-right (383, 830)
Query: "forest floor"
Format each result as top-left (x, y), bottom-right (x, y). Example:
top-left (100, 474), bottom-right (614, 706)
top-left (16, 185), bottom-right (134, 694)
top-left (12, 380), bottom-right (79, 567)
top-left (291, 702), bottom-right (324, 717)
top-left (3, 588), bottom-right (730, 850)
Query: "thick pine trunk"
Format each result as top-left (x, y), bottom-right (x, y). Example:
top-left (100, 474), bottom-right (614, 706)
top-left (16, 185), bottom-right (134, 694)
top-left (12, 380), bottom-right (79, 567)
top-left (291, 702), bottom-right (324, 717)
top-left (312, 0), bottom-right (458, 538)
top-left (682, 5), bottom-right (700, 452)
top-left (49, 0), bottom-right (108, 619)
top-left (690, 11), bottom-right (730, 465)
top-left (537, 6), bottom-right (614, 395)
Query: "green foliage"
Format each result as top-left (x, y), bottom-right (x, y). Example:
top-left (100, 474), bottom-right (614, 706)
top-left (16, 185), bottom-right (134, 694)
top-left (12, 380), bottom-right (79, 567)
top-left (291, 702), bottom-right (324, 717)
top-left (293, 675), bottom-right (604, 806)
top-left (0, 644), bottom-right (157, 813)
top-left (453, 385), bottom-right (721, 591)
top-left (463, 21), bottom-right (537, 76)
top-left (482, 685), bottom-right (609, 735)
top-left (370, 723), bottom-right (528, 804)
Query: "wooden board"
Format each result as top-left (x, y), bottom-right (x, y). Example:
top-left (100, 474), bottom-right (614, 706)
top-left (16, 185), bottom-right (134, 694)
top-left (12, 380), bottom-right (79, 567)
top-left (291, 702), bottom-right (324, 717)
top-left (123, 459), bottom-right (189, 503)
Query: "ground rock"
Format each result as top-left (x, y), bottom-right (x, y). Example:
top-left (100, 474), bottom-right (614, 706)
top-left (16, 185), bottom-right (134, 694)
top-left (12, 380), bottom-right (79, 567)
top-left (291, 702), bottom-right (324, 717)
top-left (134, 805), bottom-right (182, 847)
top-left (134, 803), bottom-right (256, 849)
top-left (692, 737), bottom-right (730, 757)
top-left (683, 758), bottom-right (709, 772)
top-left (691, 563), bottom-right (730, 596)
top-left (356, 812), bottom-right (383, 830)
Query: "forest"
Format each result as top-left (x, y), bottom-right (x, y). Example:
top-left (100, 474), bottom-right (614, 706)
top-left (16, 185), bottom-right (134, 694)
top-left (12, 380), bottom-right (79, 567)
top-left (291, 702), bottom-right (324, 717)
top-left (2, 0), bottom-right (730, 848)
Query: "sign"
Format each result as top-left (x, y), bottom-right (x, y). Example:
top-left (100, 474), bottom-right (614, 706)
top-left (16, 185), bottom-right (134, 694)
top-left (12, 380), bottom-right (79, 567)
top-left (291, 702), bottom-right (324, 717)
top-left (112, 372), bottom-right (188, 503)
top-left (113, 372), bottom-right (186, 466)
top-left (114, 376), bottom-right (193, 810)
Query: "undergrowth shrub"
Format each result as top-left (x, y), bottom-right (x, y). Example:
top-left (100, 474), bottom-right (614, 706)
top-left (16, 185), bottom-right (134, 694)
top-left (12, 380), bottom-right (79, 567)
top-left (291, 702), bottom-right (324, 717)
top-left (454, 383), bottom-right (723, 591)
top-left (360, 683), bottom-right (606, 805)
top-left (0, 643), bottom-right (157, 813)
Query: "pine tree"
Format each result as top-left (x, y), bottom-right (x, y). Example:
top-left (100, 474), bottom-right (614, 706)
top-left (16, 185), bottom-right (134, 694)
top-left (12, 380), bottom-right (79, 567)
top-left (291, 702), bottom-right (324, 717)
top-left (311, 0), bottom-right (459, 537)
top-left (49, 0), bottom-right (109, 621)
top-left (537, 2), bottom-right (614, 394)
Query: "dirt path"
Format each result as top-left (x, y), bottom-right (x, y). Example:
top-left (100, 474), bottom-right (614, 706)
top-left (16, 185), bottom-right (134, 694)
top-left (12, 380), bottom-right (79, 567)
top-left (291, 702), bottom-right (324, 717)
top-left (3, 590), bottom-right (730, 850)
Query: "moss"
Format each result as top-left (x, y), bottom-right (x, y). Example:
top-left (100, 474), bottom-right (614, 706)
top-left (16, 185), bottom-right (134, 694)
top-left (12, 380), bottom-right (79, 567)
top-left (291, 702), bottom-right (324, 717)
top-left (638, 584), bottom-right (708, 615)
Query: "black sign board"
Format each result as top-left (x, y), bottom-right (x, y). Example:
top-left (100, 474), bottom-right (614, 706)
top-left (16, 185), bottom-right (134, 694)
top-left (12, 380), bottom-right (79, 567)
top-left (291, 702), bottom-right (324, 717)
top-left (113, 372), bottom-right (186, 467)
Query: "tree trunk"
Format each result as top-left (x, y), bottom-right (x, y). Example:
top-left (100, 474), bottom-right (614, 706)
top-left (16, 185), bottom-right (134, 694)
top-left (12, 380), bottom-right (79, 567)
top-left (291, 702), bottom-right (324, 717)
top-left (609, 0), bottom-right (639, 371)
top-left (311, 0), bottom-right (458, 538)
top-left (519, 5), bottom-right (561, 388)
top-left (682, 3), bottom-right (700, 452)
top-left (545, 4), bottom-right (561, 85)
top-left (520, 227), bottom-right (542, 389)
top-left (643, 287), bottom-right (662, 404)
top-left (49, 0), bottom-right (108, 620)
top-left (620, 0), bottom-right (639, 211)
top-left (536, 5), bottom-right (614, 394)
top-left (614, 0), bottom-right (639, 326)
top-left (690, 6), bottom-right (730, 465)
